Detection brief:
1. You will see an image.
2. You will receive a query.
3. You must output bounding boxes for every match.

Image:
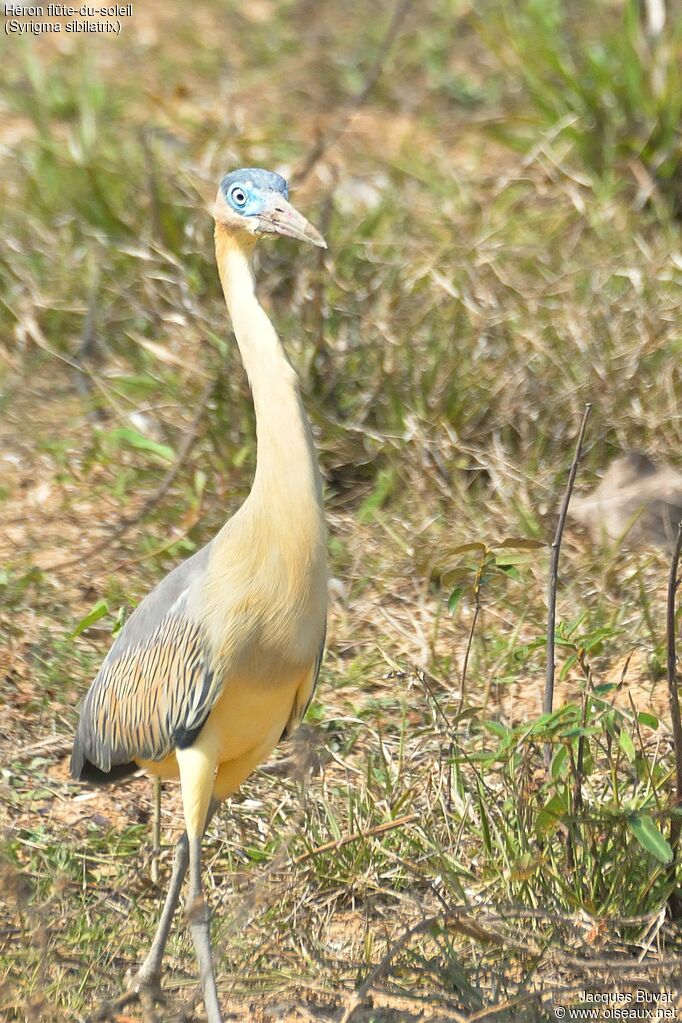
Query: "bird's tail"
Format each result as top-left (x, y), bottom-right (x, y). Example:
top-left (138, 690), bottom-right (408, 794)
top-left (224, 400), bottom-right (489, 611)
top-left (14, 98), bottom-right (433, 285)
top-left (70, 738), bottom-right (138, 785)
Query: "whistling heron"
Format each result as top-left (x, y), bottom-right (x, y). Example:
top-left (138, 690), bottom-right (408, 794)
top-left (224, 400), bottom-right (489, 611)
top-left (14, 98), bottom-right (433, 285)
top-left (71, 169), bottom-right (328, 1021)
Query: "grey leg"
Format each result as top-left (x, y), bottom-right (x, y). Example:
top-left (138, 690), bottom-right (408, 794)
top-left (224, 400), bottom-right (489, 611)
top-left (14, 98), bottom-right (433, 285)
top-left (130, 831), bottom-right (189, 992)
top-left (88, 841), bottom-right (187, 1023)
top-left (186, 833), bottom-right (223, 1023)
top-left (150, 775), bottom-right (162, 885)
top-left (129, 798), bottom-right (220, 995)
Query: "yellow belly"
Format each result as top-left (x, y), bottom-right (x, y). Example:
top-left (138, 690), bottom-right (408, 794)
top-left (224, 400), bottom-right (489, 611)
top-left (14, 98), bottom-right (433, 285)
top-left (206, 670), bottom-right (302, 764)
top-left (137, 662), bottom-right (314, 799)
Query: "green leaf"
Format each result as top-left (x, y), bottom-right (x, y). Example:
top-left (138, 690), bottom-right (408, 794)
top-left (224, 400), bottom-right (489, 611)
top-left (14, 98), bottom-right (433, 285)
top-left (452, 706), bottom-right (483, 725)
top-left (111, 606), bottom-right (127, 637)
top-left (72, 599), bottom-right (109, 637)
top-left (559, 652), bottom-right (578, 680)
top-left (358, 468), bottom-right (394, 523)
top-left (619, 728), bottom-right (636, 764)
top-left (559, 725), bottom-right (600, 740)
top-left (497, 564), bottom-right (521, 581)
top-left (448, 586), bottom-right (465, 614)
top-left (480, 719), bottom-right (510, 739)
top-left (581, 627), bottom-right (613, 652)
top-left (537, 792), bottom-right (567, 838)
top-left (527, 704), bottom-right (579, 736)
top-left (604, 709), bottom-right (619, 740)
top-left (637, 712), bottom-right (659, 730)
top-left (551, 745), bottom-right (568, 780)
top-left (108, 426), bottom-right (175, 464)
top-left (628, 815), bottom-right (673, 864)
top-left (592, 682), bottom-right (618, 696)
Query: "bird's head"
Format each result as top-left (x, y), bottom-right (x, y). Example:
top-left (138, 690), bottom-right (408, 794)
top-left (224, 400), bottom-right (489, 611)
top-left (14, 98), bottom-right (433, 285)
top-left (214, 168), bottom-right (326, 249)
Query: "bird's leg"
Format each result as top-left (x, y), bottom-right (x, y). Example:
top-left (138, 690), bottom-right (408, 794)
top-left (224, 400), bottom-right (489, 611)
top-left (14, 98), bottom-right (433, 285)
top-left (176, 741), bottom-right (223, 1023)
top-left (150, 775), bottom-right (162, 884)
top-left (127, 830), bottom-right (188, 996)
top-left (186, 832), bottom-right (223, 1023)
top-left (88, 834), bottom-right (190, 1021)
top-left (129, 797), bottom-right (221, 995)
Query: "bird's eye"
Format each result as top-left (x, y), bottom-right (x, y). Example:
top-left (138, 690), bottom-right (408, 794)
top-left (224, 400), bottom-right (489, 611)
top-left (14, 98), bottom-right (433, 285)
top-left (229, 186), bottom-right (248, 208)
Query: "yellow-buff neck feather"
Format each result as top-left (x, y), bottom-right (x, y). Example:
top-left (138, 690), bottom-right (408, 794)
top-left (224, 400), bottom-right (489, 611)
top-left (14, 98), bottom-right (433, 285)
top-left (214, 225), bottom-right (325, 540)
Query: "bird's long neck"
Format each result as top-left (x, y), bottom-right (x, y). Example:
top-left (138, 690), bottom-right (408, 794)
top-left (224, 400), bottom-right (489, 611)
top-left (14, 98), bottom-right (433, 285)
top-left (214, 226), bottom-right (324, 530)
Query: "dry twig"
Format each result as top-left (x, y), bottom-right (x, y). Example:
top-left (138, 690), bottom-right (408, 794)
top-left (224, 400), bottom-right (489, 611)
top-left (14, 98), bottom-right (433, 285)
top-left (12, 734), bottom-right (72, 763)
top-left (292, 811), bottom-right (419, 866)
top-left (665, 519), bottom-right (682, 904)
top-left (544, 404), bottom-right (591, 760)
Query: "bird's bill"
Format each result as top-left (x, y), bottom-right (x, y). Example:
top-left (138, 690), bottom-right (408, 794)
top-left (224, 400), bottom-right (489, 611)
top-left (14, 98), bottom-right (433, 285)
top-left (257, 196), bottom-right (327, 248)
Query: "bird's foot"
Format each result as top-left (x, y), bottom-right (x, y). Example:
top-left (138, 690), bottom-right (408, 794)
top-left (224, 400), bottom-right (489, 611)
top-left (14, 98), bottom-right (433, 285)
top-left (87, 970), bottom-right (166, 1022)
top-left (124, 963), bottom-right (165, 1002)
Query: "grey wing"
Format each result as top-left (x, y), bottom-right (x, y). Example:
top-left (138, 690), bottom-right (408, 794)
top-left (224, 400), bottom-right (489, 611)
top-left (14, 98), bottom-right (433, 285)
top-left (71, 543), bottom-right (220, 779)
top-left (108, 541), bottom-right (212, 660)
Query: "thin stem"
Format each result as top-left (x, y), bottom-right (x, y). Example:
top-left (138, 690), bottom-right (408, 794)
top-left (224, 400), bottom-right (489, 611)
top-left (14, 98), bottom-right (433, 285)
top-left (544, 405), bottom-right (591, 718)
top-left (457, 554), bottom-right (484, 719)
top-left (544, 403), bottom-right (591, 769)
top-left (665, 520), bottom-right (682, 861)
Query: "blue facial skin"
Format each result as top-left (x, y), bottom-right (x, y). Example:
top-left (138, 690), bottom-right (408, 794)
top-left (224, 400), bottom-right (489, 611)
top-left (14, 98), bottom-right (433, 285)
top-left (220, 168), bottom-right (289, 217)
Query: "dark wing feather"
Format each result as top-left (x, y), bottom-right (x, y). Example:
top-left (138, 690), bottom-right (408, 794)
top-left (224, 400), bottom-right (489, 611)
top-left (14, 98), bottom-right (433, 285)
top-left (71, 596), bottom-right (219, 780)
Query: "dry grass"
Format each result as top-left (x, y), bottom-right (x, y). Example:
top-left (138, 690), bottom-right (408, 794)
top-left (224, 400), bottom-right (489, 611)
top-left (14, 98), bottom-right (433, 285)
top-left (2, 1), bottom-right (682, 1020)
